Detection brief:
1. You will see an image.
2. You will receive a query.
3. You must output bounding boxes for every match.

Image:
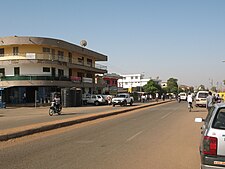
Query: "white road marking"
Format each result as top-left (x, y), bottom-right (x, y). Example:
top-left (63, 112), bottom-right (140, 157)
top-left (126, 131), bottom-right (143, 142)
top-left (160, 112), bottom-right (173, 120)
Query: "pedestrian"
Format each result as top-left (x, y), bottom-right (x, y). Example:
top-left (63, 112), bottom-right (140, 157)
top-left (206, 91), bottom-right (214, 113)
top-left (155, 93), bottom-right (159, 102)
top-left (141, 94), bottom-right (146, 103)
top-left (22, 92), bottom-right (26, 103)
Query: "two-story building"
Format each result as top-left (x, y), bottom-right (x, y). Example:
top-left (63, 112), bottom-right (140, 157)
top-left (0, 36), bottom-right (107, 104)
top-left (117, 74), bottom-right (162, 92)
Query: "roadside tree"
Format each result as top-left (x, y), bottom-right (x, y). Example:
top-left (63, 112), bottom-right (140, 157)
top-left (143, 80), bottom-right (162, 94)
top-left (165, 78), bottom-right (178, 94)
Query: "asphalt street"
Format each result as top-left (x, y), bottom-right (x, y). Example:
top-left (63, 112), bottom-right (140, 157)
top-left (0, 102), bottom-right (147, 130)
top-left (0, 101), bottom-right (206, 169)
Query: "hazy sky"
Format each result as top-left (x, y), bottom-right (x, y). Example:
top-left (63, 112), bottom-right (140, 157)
top-left (1, 0), bottom-right (225, 89)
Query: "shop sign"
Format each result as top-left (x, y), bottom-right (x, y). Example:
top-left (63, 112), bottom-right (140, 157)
top-left (83, 77), bottom-right (93, 83)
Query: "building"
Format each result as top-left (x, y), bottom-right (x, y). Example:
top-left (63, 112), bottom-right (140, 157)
top-left (117, 74), bottom-right (162, 92)
top-left (0, 36), bottom-right (107, 104)
top-left (102, 73), bottom-right (122, 95)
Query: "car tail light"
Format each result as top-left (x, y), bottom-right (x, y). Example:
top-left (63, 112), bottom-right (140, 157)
top-left (203, 136), bottom-right (217, 155)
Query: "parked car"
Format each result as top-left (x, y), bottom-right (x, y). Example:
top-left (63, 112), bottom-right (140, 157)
top-left (82, 94), bottom-right (106, 106)
top-left (195, 103), bottom-right (225, 169)
top-left (195, 91), bottom-right (208, 107)
top-left (112, 93), bottom-right (134, 107)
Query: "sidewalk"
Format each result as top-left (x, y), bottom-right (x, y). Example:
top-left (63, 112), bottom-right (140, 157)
top-left (0, 100), bottom-right (172, 141)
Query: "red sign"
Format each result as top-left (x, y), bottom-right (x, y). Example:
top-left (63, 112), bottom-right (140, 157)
top-left (70, 76), bottom-right (81, 82)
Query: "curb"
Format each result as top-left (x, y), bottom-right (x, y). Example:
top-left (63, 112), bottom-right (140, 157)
top-left (0, 100), bottom-right (172, 141)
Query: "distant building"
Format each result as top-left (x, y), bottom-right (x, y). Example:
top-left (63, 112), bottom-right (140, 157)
top-left (102, 73), bottom-right (122, 95)
top-left (117, 74), bottom-right (161, 92)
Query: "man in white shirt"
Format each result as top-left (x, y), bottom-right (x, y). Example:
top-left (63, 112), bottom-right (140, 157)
top-left (206, 91), bottom-right (214, 113)
top-left (187, 93), bottom-right (193, 109)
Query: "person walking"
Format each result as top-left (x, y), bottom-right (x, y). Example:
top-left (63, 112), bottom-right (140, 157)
top-left (206, 91), bottom-right (214, 113)
top-left (187, 92), bottom-right (193, 111)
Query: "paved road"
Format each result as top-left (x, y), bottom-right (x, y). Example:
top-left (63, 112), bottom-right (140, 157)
top-left (0, 101), bottom-right (206, 169)
top-left (0, 102), bottom-right (147, 130)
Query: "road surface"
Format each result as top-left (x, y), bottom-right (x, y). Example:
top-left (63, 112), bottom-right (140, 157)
top-left (0, 101), bottom-right (206, 169)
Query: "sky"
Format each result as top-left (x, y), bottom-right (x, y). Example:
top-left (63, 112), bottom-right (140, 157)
top-left (1, 0), bottom-right (225, 89)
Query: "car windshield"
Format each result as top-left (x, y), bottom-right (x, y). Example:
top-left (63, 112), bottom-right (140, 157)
top-left (116, 95), bottom-right (126, 98)
top-left (198, 93), bottom-right (208, 98)
top-left (212, 108), bottom-right (225, 129)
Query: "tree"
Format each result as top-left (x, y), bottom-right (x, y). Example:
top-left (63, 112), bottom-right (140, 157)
top-left (197, 85), bottom-right (206, 91)
top-left (211, 86), bottom-right (217, 92)
top-left (143, 80), bottom-right (162, 94)
top-left (166, 78), bottom-right (178, 94)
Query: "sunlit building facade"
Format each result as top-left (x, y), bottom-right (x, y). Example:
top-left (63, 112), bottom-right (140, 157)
top-left (0, 36), bottom-right (107, 104)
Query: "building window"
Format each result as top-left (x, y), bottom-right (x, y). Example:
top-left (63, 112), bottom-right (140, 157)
top-left (86, 73), bottom-right (93, 78)
top-left (14, 67), bottom-right (20, 76)
top-left (135, 76), bottom-right (138, 79)
top-left (78, 57), bottom-right (84, 65)
top-left (0, 68), bottom-right (5, 76)
top-left (69, 52), bottom-right (72, 63)
top-left (0, 48), bottom-right (4, 57)
top-left (43, 47), bottom-right (50, 53)
top-left (87, 58), bottom-right (92, 67)
top-left (51, 49), bottom-right (55, 60)
top-left (58, 69), bottom-right (64, 77)
top-left (58, 50), bottom-right (64, 59)
top-left (77, 72), bottom-right (84, 78)
top-left (51, 67), bottom-right (56, 77)
top-left (13, 47), bottom-right (19, 55)
top-left (43, 67), bottom-right (50, 72)
top-left (131, 76), bottom-right (133, 79)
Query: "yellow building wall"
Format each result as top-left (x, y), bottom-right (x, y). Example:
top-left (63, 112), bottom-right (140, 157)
top-left (218, 92), bottom-right (225, 101)
top-left (2, 44), bottom-right (96, 67)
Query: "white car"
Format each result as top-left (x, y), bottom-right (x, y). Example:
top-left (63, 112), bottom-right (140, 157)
top-left (112, 93), bottom-right (134, 106)
top-left (195, 91), bottom-right (208, 107)
top-left (195, 103), bottom-right (225, 169)
top-left (82, 95), bottom-right (106, 106)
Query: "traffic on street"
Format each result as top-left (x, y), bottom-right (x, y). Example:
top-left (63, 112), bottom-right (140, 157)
top-left (0, 101), bottom-right (207, 169)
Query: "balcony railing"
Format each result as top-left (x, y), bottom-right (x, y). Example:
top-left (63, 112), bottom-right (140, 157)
top-left (0, 53), bottom-right (107, 71)
top-left (1, 75), bottom-right (70, 81)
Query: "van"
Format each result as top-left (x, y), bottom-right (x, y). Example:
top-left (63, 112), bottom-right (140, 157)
top-left (179, 92), bottom-right (187, 101)
top-left (195, 91), bottom-right (208, 107)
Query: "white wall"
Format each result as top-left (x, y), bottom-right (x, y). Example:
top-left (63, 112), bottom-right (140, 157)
top-left (2, 64), bottom-right (69, 76)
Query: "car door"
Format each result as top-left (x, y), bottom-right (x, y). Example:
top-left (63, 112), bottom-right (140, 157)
top-left (90, 95), bottom-right (96, 104)
top-left (211, 108), bottom-right (225, 156)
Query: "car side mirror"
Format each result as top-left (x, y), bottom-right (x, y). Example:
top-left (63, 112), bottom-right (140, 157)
top-left (195, 118), bottom-right (204, 123)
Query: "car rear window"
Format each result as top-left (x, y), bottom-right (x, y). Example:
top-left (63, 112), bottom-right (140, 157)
top-left (198, 93), bottom-right (208, 98)
top-left (212, 108), bottom-right (225, 129)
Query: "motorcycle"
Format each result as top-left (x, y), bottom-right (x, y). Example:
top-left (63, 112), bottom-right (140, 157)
top-left (49, 101), bottom-right (62, 116)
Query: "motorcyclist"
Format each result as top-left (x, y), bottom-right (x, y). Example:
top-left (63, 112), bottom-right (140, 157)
top-left (53, 94), bottom-right (61, 110)
top-left (187, 92), bottom-right (193, 109)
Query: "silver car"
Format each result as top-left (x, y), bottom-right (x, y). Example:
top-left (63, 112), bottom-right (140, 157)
top-left (195, 103), bottom-right (225, 169)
